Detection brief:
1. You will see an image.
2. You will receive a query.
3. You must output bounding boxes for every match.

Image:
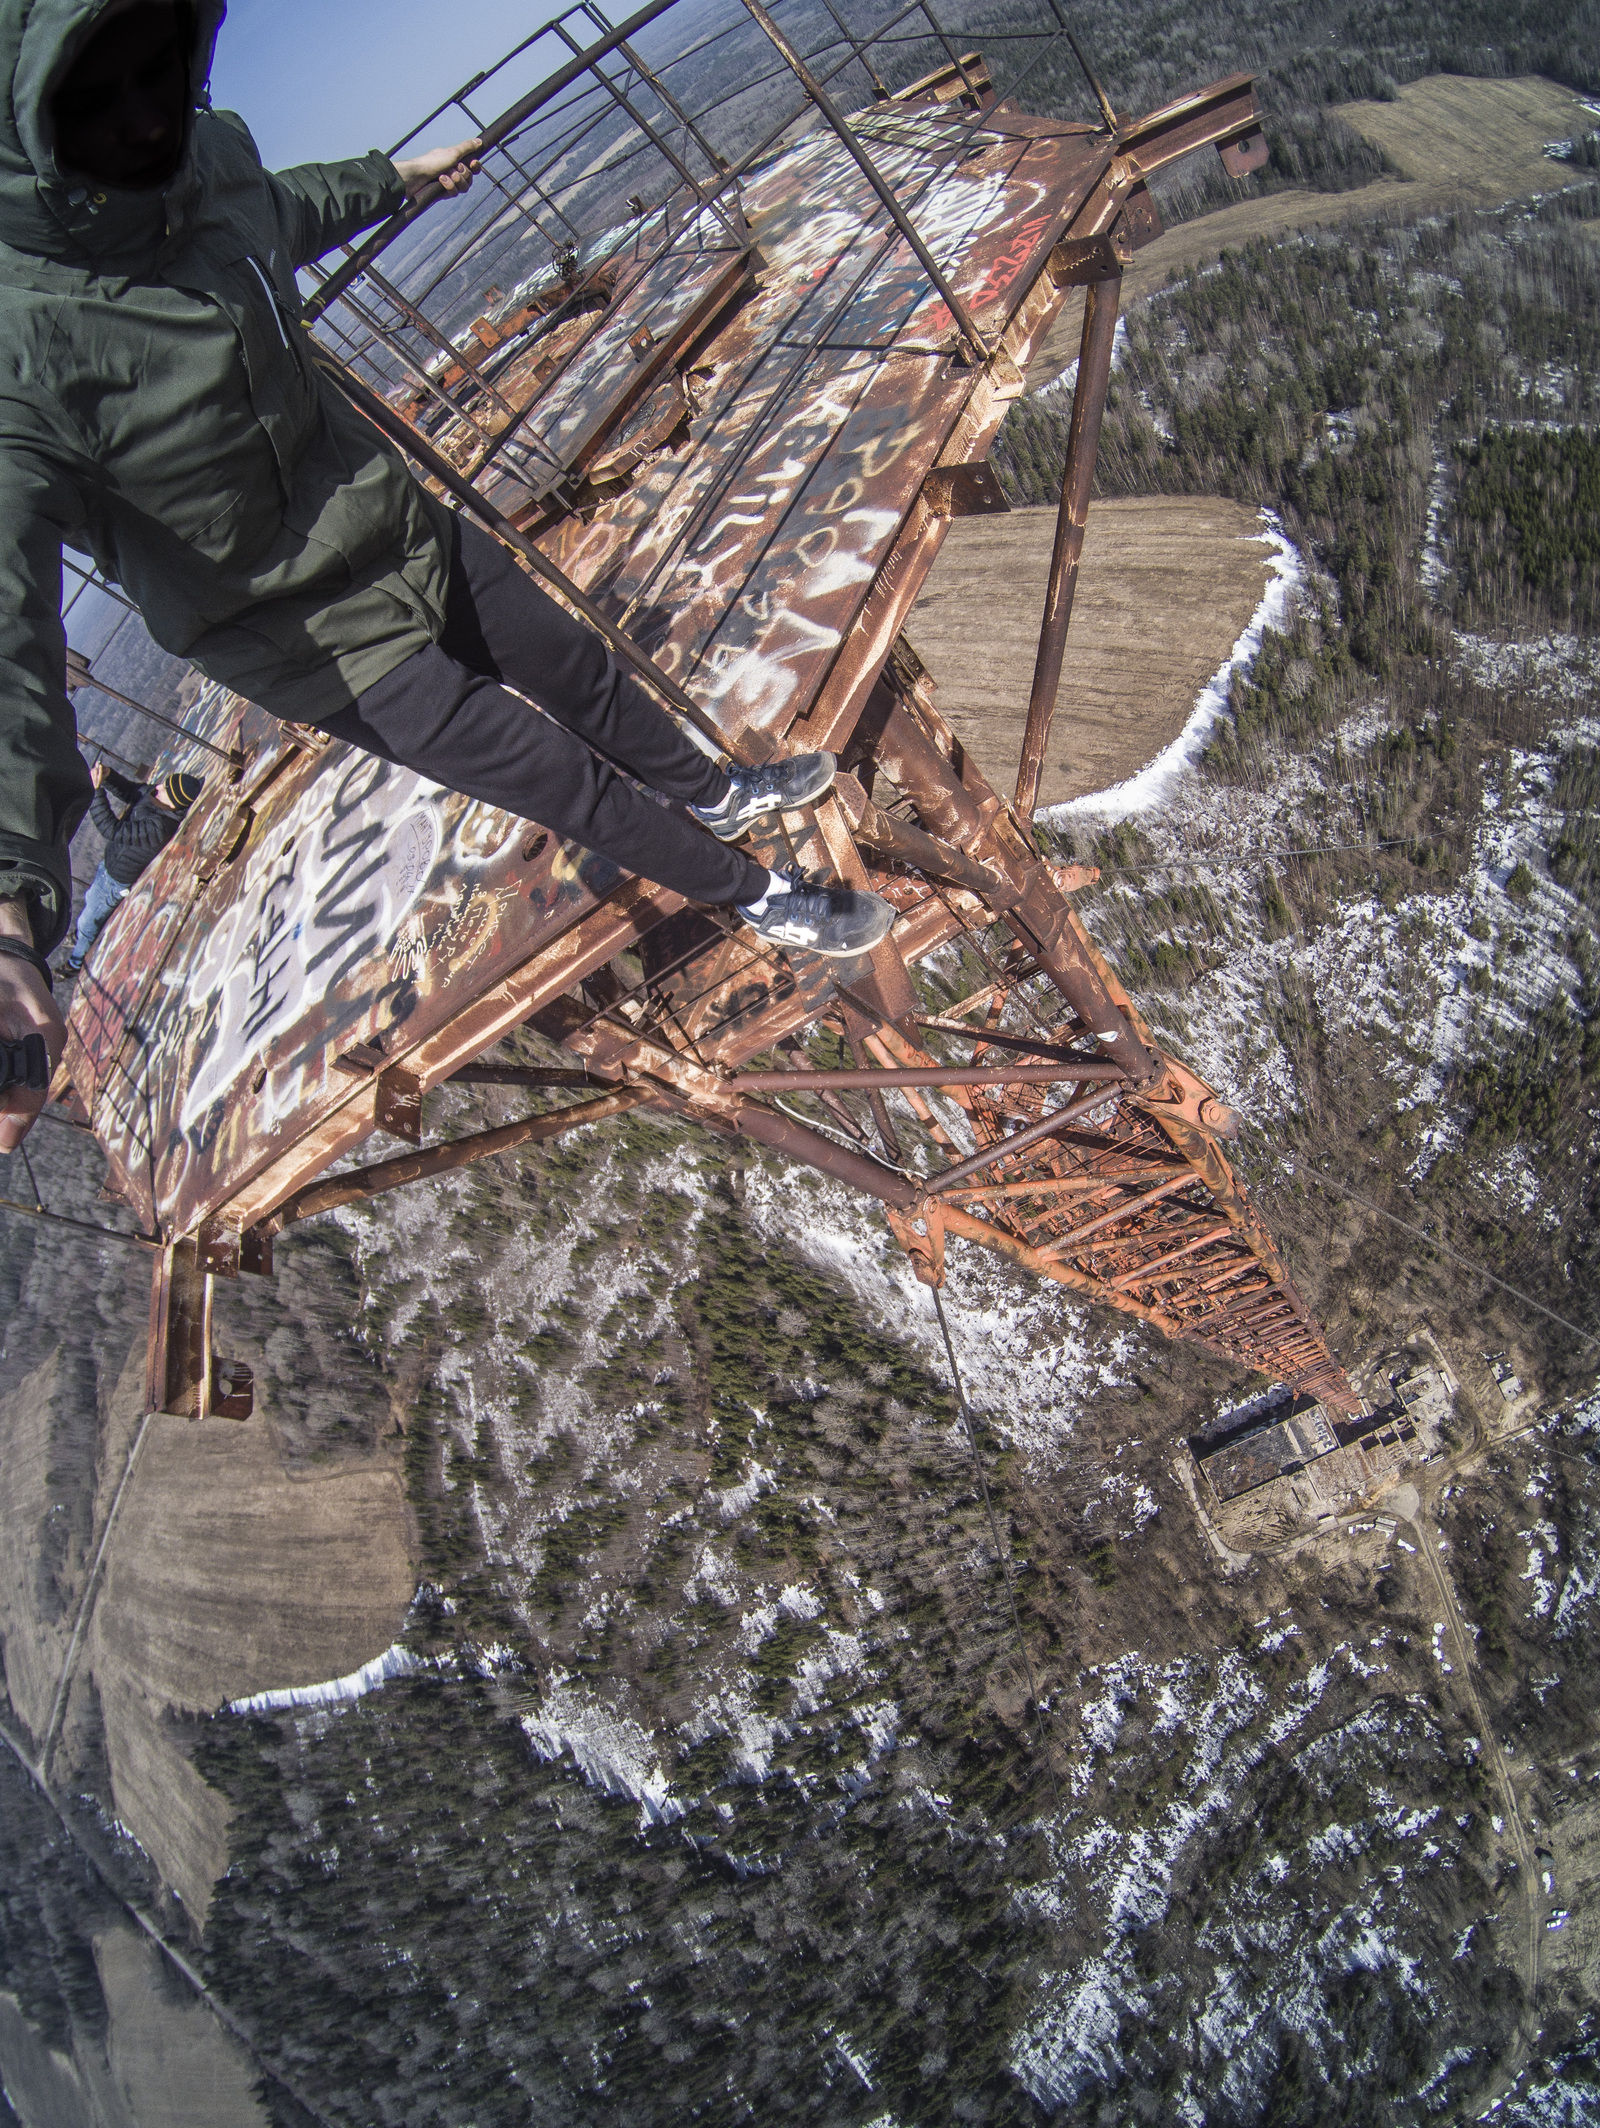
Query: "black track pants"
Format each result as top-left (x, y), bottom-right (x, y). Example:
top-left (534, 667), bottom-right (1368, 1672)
top-left (319, 519), bottom-right (768, 906)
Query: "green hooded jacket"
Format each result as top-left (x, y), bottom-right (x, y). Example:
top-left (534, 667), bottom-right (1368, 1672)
top-left (0, 0), bottom-right (455, 951)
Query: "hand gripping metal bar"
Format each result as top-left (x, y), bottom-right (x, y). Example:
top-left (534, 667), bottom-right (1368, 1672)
top-left (303, 0), bottom-right (689, 323)
top-left (0, 1034), bottom-right (49, 1096)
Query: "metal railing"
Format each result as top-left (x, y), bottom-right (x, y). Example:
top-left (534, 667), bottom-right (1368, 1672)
top-left (297, 0), bottom-right (1121, 489)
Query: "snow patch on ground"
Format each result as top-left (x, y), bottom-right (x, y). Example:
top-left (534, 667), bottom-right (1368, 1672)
top-left (1306, 1822), bottom-right (1364, 1865)
top-left (1420, 452), bottom-right (1450, 596)
top-left (1454, 632), bottom-right (1600, 703)
top-left (225, 1641), bottom-right (425, 1714)
top-left (739, 1161), bottom-right (1133, 1470)
top-left (793, 1628), bottom-right (871, 1712)
top-left (715, 1459), bottom-right (780, 1519)
top-left (1041, 515), bottom-right (1302, 825)
top-left (1086, 691), bottom-right (1590, 1137)
top-left (1554, 1547), bottom-right (1600, 1638)
top-left (739, 1582), bottom-right (824, 1651)
top-left (1013, 1646), bottom-right (1447, 2111)
top-left (521, 1670), bottom-right (684, 1828)
top-left (685, 1542), bottom-right (742, 1607)
top-left (1498, 2059), bottom-right (1600, 2127)
top-left (1470, 1145), bottom-right (1545, 1218)
top-left (1010, 1958), bottom-right (1124, 2110)
top-left (1520, 1520), bottom-right (1561, 1619)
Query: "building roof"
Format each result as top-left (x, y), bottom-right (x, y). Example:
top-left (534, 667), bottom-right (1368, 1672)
top-left (1199, 1404), bottom-right (1339, 1501)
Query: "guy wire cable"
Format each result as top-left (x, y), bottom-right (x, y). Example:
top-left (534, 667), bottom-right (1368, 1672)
top-left (40, 1405), bottom-right (159, 1780)
top-left (16, 1138), bottom-right (44, 1211)
top-left (929, 1283), bottom-right (1065, 1821)
top-left (2, 1131), bottom-right (156, 1250)
top-left (1084, 837), bottom-right (1424, 874)
top-left (0, 1195), bottom-right (155, 1249)
top-left (1308, 1171), bottom-right (1599, 1349)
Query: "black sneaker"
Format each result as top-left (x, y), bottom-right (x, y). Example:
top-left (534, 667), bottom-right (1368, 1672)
top-left (737, 871), bottom-right (895, 959)
top-left (691, 751), bottom-right (838, 841)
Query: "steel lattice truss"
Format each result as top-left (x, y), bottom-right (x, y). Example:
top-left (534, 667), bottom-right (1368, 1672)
top-left (56, 0), bottom-right (1358, 1419)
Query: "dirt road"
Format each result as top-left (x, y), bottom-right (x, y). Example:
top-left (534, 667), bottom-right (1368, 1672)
top-left (1405, 1501), bottom-right (1546, 2115)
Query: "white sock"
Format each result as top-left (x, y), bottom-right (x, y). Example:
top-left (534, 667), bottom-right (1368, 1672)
top-left (738, 869), bottom-right (790, 917)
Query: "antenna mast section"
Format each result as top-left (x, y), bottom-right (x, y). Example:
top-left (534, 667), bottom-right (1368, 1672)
top-left (54, 1), bottom-right (1328, 1418)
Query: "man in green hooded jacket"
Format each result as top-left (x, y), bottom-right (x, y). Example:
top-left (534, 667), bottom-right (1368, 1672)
top-left (0, 0), bottom-right (892, 1150)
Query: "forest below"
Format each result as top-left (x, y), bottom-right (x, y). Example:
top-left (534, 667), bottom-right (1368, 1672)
top-left (5, 1), bottom-right (1600, 2124)
top-left (1001, 184), bottom-right (1600, 1388)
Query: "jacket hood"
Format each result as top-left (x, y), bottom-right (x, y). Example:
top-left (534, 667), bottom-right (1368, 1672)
top-left (0, 0), bottom-right (225, 267)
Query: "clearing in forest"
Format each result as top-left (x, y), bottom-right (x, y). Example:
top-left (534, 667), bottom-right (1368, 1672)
top-left (908, 496), bottom-right (1276, 808)
top-left (0, 1340), bottom-right (415, 1922)
top-left (1027, 74), bottom-right (1595, 388)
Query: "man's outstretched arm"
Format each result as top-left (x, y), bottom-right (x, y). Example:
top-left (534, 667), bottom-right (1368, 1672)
top-left (87, 762), bottom-right (136, 840)
top-left (263, 133), bottom-right (481, 269)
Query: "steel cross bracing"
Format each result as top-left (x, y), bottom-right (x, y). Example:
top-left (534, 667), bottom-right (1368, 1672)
top-left (53, 0), bottom-right (1353, 1422)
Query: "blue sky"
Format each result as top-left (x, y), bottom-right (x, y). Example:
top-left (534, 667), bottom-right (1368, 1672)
top-left (208, 0), bottom-right (564, 167)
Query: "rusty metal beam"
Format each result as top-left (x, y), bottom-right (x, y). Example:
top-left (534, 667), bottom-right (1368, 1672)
top-left (1013, 266), bottom-right (1122, 818)
top-left (261, 1087), bottom-right (646, 1233)
top-left (733, 1060), bottom-right (1124, 1092)
top-left (638, 1076), bottom-right (923, 1208)
top-left (942, 1163), bottom-right (1188, 1204)
top-left (450, 1065), bottom-right (612, 1088)
top-left (1039, 1170), bottom-right (1199, 1254)
top-left (314, 349), bottom-right (745, 764)
top-left (908, 1018), bottom-right (1097, 1065)
top-left (1109, 1220), bottom-right (1235, 1289)
top-left (833, 770), bottom-right (1012, 903)
top-left (727, 1098), bottom-right (919, 1204)
top-left (1136, 1255), bottom-right (1238, 1291)
top-left (146, 1240), bottom-right (249, 1416)
top-left (1115, 74), bottom-right (1264, 178)
top-left (925, 1086), bottom-right (1123, 1195)
top-left (937, 1203), bottom-right (1181, 1333)
top-left (861, 698), bottom-right (1158, 1079)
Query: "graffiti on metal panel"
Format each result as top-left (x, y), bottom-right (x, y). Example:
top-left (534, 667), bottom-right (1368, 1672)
top-left (389, 868), bottom-right (532, 986)
top-left (536, 128), bottom-right (1053, 740)
top-left (178, 755), bottom-right (446, 1133)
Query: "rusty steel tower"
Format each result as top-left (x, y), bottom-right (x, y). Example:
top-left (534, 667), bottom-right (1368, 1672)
top-left (53, 0), bottom-right (1357, 1420)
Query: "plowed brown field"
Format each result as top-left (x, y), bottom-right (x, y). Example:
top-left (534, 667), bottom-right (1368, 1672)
top-left (907, 495), bottom-right (1277, 808)
top-left (0, 1338), bottom-right (415, 1924)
